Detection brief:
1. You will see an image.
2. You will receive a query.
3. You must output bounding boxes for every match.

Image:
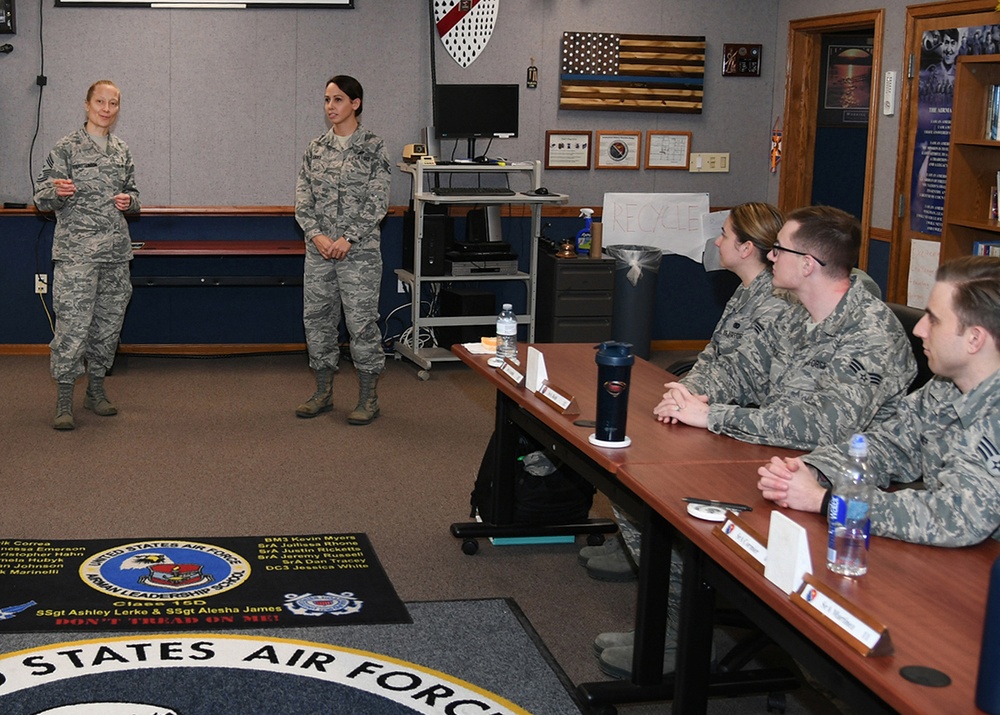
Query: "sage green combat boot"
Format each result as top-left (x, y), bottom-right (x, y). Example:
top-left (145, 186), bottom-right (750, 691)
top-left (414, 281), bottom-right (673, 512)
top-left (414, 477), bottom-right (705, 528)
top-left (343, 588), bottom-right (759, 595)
top-left (295, 368), bottom-right (334, 418)
top-left (84, 373), bottom-right (118, 416)
top-left (347, 371), bottom-right (380, 426)
top-left (53, 382), bottom-right (75, 431)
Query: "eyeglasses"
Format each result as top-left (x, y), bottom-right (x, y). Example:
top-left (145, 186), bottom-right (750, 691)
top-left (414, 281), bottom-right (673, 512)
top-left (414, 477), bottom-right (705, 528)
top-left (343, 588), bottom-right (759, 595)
top-left (770, 242), bottom-right (827, 266)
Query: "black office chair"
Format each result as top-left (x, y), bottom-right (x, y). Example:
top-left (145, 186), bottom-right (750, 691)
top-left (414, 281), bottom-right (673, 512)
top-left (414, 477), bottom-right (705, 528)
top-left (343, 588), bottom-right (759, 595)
top-left (887, 302), bottom-right (933, 393)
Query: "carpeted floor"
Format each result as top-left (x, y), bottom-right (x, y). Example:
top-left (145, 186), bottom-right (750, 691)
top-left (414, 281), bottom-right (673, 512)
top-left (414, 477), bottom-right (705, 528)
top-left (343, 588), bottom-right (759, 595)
top-left (0, 351), bottom-right (842, 714)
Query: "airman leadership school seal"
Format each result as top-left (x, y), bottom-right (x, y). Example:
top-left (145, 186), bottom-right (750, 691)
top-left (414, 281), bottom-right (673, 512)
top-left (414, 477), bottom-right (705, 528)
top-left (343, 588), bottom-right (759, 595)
top-left (79, 541), bottom-right (251, 601)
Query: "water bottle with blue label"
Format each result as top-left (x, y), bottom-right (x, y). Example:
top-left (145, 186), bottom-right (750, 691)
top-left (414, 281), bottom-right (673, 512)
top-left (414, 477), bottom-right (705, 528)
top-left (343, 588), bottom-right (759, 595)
top-left (827, 434), bottom-right (873, 577)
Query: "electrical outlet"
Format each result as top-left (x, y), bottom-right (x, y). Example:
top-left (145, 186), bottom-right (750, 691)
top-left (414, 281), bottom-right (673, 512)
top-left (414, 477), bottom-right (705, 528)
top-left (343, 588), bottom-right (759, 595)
top-left (689, 152), bottom-right (731, 173)
top-left (34, 274), bottom-right (48, 294)
top-left (397, 279), bottom-right (407, 294)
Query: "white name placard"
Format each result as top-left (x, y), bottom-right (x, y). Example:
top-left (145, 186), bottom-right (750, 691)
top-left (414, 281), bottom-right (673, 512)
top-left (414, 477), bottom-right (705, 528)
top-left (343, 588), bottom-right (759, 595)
top-left (764, 510), bottom-right (813, 595)
top-left (525, 346), bottom-right (548, 392)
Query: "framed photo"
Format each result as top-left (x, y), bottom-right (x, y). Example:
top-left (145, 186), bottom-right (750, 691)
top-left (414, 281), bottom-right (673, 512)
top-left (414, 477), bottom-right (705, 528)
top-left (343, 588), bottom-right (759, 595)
top-left (545, 130), bottom-right (592, 170)
top-left (1, 0), bottom-right (14, 34)
top-left (645, 131), bottom-right (692, 170)
top-left (54, 0), bottom-right (351, 6)
top-left (595, 131), bottom-right (641, 169)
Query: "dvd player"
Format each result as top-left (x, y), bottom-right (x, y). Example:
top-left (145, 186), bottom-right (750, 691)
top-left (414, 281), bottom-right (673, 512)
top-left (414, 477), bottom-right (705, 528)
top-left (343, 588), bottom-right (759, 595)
top-left (449, 240), bottom-right (513, 254)
top-left (447, 259), bottom-right (519, 276)
top-left (446, 249), bottom-right (519, 276)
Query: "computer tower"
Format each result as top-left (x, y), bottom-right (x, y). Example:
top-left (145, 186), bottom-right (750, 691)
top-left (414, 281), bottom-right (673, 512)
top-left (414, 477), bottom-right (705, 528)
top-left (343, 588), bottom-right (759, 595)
top-left (436, 287), bottom-right (496, 348)
top-left (466, 205), bottom-right (503, 243)
top-left (402, 208), bottom-right (450, 277)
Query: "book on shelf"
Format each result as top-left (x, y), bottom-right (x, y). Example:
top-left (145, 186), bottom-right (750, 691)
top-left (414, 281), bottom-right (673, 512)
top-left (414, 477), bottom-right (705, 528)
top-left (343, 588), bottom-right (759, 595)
top-left (992, 171), bottom-right (1000, 221)
top-left (973, 240), bottom-right (1000, 256)
top-left (988, 85), bottom-right (1000, 141)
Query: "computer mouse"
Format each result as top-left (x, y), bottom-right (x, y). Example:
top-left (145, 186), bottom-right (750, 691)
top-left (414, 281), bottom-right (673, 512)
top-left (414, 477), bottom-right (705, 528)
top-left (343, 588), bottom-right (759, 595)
top-left (533, 187), bottom-right (550, 195)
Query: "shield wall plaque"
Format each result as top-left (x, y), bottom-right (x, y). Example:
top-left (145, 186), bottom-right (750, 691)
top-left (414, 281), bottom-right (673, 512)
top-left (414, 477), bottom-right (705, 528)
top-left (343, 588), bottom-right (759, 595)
top-left (434, 0), bottom-right (498, 68)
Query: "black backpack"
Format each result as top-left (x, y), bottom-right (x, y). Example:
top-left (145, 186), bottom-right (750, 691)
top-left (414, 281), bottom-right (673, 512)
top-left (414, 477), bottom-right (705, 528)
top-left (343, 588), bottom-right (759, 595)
top-left (470, 431), bottom-right (595, 525)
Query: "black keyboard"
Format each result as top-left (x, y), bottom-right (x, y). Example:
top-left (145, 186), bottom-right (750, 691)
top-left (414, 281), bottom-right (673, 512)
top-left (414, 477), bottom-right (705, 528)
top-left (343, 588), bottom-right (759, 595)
top-left (431, 187), bottom-right (516, 197)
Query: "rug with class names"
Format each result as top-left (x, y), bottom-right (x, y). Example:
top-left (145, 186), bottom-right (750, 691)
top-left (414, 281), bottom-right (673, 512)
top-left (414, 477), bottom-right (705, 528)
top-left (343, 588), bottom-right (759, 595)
top-left (0, 534), bottom-right (410, 633)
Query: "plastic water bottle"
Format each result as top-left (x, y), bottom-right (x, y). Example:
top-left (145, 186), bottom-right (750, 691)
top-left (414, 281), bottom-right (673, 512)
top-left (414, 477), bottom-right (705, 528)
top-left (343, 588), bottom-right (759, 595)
top-left (826, 434), bottom-right (873, 577)
top-left (496, 303), bottom-right (518, 361)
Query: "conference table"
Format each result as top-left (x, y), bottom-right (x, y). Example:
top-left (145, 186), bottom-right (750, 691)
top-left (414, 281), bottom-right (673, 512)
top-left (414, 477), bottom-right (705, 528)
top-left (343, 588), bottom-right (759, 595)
top-left (621, 460), bottom-right (1000, 713)
top-left (451, 342), bottom-right (1000, 713)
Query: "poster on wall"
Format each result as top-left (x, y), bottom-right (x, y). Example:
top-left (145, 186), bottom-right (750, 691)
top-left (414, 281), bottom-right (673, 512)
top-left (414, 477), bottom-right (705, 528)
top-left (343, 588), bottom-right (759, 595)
top-left (910, 24), bottom-right (1000, 236)
top-left (819, 39), bottom-right (873, 126)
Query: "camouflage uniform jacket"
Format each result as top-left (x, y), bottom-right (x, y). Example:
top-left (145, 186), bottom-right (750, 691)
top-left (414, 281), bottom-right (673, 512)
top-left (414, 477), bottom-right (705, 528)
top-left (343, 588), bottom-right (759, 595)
top-left (804, 368), bottom-right (1000, 546)
top-left (33, 126), bottom-right (140, 263)
top-left (703, 276), bottom-right (917, 450)
top-left (683, 270), bottom-right (787, 394)
top-left (295, 124), bottom-right (391, 246)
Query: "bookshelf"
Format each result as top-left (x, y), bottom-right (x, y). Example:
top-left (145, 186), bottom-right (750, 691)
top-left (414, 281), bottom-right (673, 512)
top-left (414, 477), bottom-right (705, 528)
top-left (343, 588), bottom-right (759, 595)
top-left (941, 55), bottom-right (1000, 262)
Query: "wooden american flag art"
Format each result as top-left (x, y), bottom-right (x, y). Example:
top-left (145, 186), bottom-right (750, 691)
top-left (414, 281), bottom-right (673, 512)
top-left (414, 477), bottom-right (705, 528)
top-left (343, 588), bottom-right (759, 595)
top-left (560, 32), bottom-right (706, 113)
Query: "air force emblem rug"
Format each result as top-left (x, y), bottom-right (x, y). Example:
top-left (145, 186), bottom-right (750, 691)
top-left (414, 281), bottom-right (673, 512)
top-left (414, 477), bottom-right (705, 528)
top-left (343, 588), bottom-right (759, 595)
top-left (434, 0), bottom-right (498, 68)
top-left (0, 635), bottom-right (532, 715)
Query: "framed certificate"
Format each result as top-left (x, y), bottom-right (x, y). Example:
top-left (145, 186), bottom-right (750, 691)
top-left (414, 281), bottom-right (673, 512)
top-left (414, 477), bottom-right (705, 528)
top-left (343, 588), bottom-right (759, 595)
top-left (645, 131), bottom-right (692, 170)
top-left (595, 131), bottom-right (641, 169)
top-left (545, 131), bottom-right (592, 170)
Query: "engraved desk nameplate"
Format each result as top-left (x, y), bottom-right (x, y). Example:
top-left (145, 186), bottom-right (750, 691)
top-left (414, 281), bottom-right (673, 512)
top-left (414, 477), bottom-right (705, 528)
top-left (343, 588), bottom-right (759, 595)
top-left (713, 513), bottom-right (768, 575)
top-left (792, 574), bottom-right (894, 657)
top-left (497, 358), bottom-right (525, 387)
top-left (536, 380), bottom-right (580, 416)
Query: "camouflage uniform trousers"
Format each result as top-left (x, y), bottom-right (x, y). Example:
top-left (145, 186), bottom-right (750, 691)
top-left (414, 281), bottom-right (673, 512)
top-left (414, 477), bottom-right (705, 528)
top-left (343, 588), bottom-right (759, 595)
top-left (612, 503), bottom-right (681, 640)
top-left (303, 246), bottom-right (384, 374)
top-left (50, 260), bottom-right (132, 383)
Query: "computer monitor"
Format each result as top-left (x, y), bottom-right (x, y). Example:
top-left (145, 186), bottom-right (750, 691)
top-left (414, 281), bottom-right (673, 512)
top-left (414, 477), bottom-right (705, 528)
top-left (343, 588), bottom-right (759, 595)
top-left (433, 83), bottom-right (519, 159)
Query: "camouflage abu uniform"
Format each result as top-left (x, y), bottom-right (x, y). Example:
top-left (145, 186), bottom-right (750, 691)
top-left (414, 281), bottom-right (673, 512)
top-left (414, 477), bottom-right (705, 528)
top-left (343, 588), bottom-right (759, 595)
top-left (614, 270), bottom-right (787, 589)
top-left (804, 368), bottom-right (1000, 546)
top-left (33, 125), bottom-right (140, 383)
top-left (682, 270), bottom-right (788, 395)
top-left (615, 278), bottom-right (916, 648)
top-left (612, 269), bottom-right (788, 548)
top-left (700, 275), bottom-right (917, 450)
top-left (683, 271), bottom-right (879, 395)
top-left (295, 124), bottom-right (391, 374)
